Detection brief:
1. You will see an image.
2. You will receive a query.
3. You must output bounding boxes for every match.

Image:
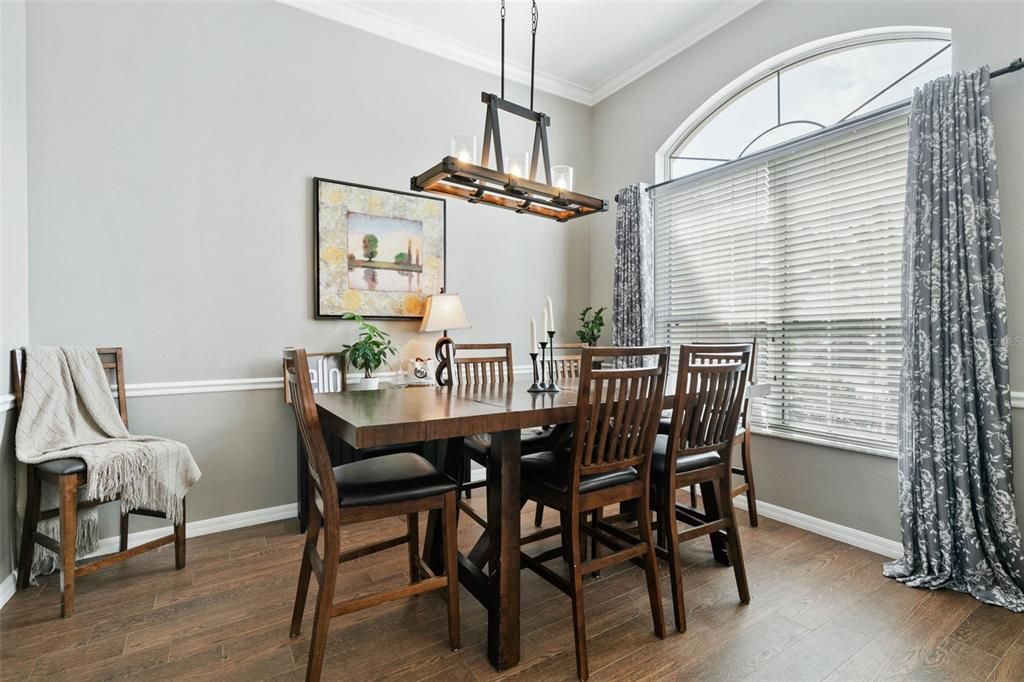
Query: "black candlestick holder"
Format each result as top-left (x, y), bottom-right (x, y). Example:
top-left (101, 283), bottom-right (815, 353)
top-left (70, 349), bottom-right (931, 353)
top-left (537, 341), bottom-right (548, 390)
top-left (545, 330), bottom-right (560, 392)
top-left (528, 351), bottom-right (543, 392)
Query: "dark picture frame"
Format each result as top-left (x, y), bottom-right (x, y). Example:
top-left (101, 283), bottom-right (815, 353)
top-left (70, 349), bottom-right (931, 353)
top-left (314, 177), bottom-right (446, 320)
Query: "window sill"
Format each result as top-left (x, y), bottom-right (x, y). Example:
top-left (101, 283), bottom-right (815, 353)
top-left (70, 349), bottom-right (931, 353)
top-left (750, 426), bottom-right (898, 459)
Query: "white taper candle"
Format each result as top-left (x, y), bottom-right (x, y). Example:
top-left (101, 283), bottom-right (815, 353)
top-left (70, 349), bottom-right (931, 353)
top-left (530, 318), bottom-right (537, 350)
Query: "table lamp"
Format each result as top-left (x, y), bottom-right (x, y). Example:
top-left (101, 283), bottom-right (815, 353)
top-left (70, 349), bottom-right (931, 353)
top-left (419, 292), bottom-right (471, 385)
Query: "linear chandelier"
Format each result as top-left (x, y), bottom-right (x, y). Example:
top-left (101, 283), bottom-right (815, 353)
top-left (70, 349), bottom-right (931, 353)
top-left (411, 1), bottom-right (606, 222)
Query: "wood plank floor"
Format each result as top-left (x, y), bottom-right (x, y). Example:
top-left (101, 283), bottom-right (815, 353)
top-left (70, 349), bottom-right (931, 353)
top-left (2, 497), bottom-right (1023, 681)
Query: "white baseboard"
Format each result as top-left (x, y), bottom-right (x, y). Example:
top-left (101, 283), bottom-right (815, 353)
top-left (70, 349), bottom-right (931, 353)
top-left (0, 503), bottom-right (298, 611)
top-left (0, 489), bottom-right (903, 612)
top-left (729, 494), bottom-right (903, 558)
top-left (477, 463), bottom-right (900, 557)
top-left (89, 502), bottom-right (298, 557)
top-left (0, 571), bottom-right (15, 610)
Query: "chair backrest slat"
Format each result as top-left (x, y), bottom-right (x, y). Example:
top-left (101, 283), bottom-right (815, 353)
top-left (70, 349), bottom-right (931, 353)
top-left (568, 346), bottom-right (669, 487)
top-left (447, 342), bottom-right (514, 387)
top-left (665, 343), bottom-right (753, 471)
top-left (551, 342), bottom-right (585, 381)
top-left (11, 347), bottom-right (129, 428)
top-left (283, 347), bottom-right (339, 517)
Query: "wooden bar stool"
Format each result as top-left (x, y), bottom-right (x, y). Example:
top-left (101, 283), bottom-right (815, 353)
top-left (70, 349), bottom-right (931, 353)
top-left (659, 338), bottom-right (760, 526)
top-left (451, 342), bottom-right (564, 532)
top-left (283, 350), bottom-right (425, 534)
top-left (518, 345), bottom-right (669, 680)
top-left (11, 347), bottom-right (186, 618)
top-left (651, 343), bottom-right (753, 633)
top-left (284, 348), bottom-right (460, 682)
top-left (532, 342), bottom-right (586, 527)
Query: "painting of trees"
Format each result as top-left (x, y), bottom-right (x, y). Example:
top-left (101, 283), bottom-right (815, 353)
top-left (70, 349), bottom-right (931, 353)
top-left (362, 234), bottom-right (379, 261)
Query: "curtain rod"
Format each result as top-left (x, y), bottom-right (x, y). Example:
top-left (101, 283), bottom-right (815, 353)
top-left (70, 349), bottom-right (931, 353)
top-left (616, 56), bottom-right (1023, 203)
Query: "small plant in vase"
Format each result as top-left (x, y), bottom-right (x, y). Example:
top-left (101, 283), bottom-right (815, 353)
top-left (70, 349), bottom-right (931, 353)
top-left (576, 306), bottom-right (606, 346)
top-left (340, 313), bottom-right (397, 390)
top-left (577, 306), bottom-right (606, 369)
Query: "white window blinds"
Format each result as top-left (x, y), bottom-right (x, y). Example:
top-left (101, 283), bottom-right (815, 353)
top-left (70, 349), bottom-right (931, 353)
top-left (653, 108), bottom-right (907, 456)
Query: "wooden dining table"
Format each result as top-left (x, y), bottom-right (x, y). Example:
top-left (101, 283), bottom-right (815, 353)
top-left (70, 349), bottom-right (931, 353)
top-left (313, 375), bottom-right (754, 671)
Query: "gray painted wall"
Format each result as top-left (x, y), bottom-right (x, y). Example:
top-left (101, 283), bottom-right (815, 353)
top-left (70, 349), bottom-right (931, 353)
top-left (21, 0), bottom-right (597, 542)
top-left (590, 0), bottom-right (1024, 541)
top-left (1, 0), bottom-right (31, 585)
top-left (3, 0), bottom-right (1022, 599)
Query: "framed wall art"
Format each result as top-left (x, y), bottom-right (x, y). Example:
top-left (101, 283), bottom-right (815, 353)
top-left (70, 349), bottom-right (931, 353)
top-left (314, 177), bottom-right (446, 319)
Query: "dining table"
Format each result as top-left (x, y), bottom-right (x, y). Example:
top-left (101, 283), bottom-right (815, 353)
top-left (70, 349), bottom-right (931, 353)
top-left (312, 374), bottom-right (760, 671)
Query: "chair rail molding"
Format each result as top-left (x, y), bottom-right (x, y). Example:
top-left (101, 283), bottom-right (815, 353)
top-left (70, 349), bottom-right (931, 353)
top-left (2, 385), bottom-right (1023, 410)
top-left (0, 572), bottom-right (15, 611)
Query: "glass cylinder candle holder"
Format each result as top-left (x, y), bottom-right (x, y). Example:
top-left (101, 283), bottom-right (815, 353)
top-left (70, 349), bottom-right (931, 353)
top-left (552, 165), bottom-right (574, 192)
top-left (450, 133), bottom-right (477, 164)
top-left (504, 149), bottom-right (530, 178)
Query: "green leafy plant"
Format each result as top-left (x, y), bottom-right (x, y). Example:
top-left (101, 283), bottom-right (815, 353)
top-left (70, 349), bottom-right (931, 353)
top-left (340, 312), bottom-right (397, 378)
top-left (362, 234), bottom-right (379, 261)
top-left (576, 306), bottom-right (606, 346)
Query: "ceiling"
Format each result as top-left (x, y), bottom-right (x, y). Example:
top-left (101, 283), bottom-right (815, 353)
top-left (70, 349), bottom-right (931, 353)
top-left (280, 1), bottom-right (763, 105)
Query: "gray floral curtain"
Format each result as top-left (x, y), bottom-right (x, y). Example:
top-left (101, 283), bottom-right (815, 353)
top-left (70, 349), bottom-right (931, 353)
top-left (613, 184), bottom-right (654, 367)
top-left (882, 66), bottom-right (1024, 611)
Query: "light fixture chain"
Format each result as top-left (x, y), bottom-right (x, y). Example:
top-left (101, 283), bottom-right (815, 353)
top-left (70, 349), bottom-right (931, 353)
top-left (500, 0), bottom-right (506, 99)
top-left (530, 0), bottom-right (538, 110)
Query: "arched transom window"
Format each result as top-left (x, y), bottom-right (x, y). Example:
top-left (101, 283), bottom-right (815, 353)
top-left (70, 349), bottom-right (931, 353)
top-left (665, 30), bottom-right (951, 179)
top-left (652, 28), bottom-right (952, 456)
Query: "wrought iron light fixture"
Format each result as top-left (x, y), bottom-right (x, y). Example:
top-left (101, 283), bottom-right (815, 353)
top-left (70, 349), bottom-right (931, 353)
top-left (411, 1), bottom-right (606, 222)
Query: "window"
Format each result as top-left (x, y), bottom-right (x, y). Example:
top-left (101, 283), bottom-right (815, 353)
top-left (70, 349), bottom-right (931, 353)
top-left (652, 30), bottom-right (950, 456)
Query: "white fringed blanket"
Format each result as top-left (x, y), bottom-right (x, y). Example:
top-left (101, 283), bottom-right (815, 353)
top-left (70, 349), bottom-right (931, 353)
top-left (15, 346), bottom-right (201, 579)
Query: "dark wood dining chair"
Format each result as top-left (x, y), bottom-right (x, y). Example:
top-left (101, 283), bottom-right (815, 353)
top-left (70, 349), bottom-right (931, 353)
top-left (532, 342), bottom-right (587, 527)
top-left (550, 341), bottom-right (586, 381)
top-left (652, 343), bottom-right (753, 633)
top-left (730, 338), bottom-right (759, 525)
top-left (659, 338), bottom-right (759, 525)
top-left (448, 342), bottom-right (563, 532)
top-left (519, 345), bottom-right (669, 680)
top-left (11, 347), bottom-right (186, 618)
top-left (446, 342), bottom-right (514, 505)
top-left (284, 350), bottom-right (427, 533)
top-left (284, 348), bottom-right (460, 682)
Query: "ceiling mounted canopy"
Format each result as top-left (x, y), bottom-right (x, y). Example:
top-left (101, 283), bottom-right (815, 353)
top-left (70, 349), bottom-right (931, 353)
top-left (411, 1), bottom-right (607, 222)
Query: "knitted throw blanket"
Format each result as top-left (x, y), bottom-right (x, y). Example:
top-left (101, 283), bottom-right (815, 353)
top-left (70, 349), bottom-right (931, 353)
top-left (15, 347), bottom-right (201, 578)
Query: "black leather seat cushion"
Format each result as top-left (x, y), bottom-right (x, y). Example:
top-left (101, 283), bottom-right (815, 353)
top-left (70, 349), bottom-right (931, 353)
top-left (35, 458), bottom-right (87, 476)
top-left (465, 428), bottom-right (554, 459)
top-left (334, 452), bottom-right (456, 508)
top-left (521, 451), bottom-right (638, 495)
top-left (651, 434), bottom-right (722, 476)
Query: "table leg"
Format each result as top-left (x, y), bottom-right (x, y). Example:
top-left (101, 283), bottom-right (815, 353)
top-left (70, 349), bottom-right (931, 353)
top-left (487, 429), bottom-right (521, 669)
top-left (423, 439), bottom-right (453, 574)
top-left (698, 480), bottom-right (730, 566)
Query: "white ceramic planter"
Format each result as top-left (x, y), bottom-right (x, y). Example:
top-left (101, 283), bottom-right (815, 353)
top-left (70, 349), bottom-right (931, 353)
top-left (356, 377), bottom-right (380, 390)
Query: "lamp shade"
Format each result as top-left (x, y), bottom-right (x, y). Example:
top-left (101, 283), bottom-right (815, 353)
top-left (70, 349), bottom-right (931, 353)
top-left (419, 293), bottom-right (471, 333)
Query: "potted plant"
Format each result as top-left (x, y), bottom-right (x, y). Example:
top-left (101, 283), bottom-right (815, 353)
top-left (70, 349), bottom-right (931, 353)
top-left (340, 312), bottom-right (397, 389)
top-left (576, 306), bottom-right (606, 346)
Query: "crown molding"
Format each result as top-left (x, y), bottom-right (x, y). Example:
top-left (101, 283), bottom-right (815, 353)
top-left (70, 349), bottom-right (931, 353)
top-left (278, 0), bottom-right (592, 104)
top-left (276, 0), bottom-right (762, 107)
top-left (587, 1), bottom-right (762, 103)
